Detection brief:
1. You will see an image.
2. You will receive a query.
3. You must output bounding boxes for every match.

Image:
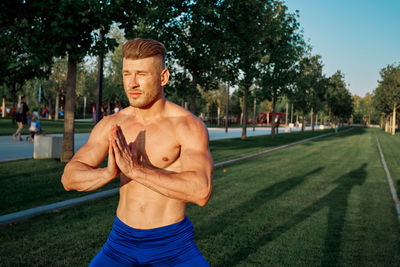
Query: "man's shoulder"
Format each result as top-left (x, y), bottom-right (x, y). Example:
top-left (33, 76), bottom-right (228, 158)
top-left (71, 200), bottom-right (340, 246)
top-left (101, 108), bottom-right (131, 124)
top-left (164, 101), bottom-right (207, 140)
top-left (165, 101), bottom-right (205, 128)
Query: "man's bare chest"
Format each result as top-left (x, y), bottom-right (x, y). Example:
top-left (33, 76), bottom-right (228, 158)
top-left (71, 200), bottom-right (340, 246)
top-left (119, 122), bottom-right (181, 170)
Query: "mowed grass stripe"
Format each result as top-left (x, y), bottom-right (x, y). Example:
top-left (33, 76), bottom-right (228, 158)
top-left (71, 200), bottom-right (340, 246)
top-left (0, 129), bottom-right (336, 215)
top-left (1, 128), bottom-right (399, 266)
top-left (192, 128), bottom-right (400, 266)
top-left (374, 128), bottom-right (400, 194)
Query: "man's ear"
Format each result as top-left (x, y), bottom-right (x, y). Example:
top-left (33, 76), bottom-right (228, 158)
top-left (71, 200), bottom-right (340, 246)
top-left (160, 69), bottom-right (170, 86)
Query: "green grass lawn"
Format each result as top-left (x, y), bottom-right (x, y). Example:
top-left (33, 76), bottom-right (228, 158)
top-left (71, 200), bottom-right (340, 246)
top-left (1, 128), bottom-right (399, 266)
top-left (375, 128), bottom-right (400, 193)
top-left (0, 128), bottom-right (336, 215)
top-left (0, 117), bottom-right (95, 136)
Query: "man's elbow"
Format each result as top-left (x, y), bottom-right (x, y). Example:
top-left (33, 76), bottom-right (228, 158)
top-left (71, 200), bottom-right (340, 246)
top-left (195, 185), bottom-right (212, 207)
top-left (61, 173), bottom-right (71, 191)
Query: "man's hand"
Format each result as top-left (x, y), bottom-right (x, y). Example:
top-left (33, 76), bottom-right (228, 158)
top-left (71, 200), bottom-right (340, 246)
top-left (106, 136), bottom-right (120, 179)
top-left (111, 125), bottom-right (139, 177)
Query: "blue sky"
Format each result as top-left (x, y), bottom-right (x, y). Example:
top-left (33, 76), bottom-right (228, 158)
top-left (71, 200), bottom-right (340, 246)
top-left (284, 0), bottom-right (400, 97)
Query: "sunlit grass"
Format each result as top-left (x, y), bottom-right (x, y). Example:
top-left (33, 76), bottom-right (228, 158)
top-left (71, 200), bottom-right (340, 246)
top-left (0, 128), bottom-right (335, 215)
top-left (1, 128), bottom-right (399, 266)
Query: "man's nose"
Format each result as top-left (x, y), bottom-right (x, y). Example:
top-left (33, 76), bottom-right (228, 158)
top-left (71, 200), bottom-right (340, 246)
top-left (129, 75), bottom-right (139, 87)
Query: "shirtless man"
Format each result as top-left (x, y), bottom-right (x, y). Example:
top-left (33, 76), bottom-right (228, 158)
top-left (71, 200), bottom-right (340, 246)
top-left (61, 38), bottom-right (213, 266)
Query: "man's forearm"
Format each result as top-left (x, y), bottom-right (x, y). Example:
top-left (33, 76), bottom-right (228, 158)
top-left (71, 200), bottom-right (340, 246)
top-left (128, 167), bottom-right (212, 206)
top-left (61, 162), bottom-right (116, 191)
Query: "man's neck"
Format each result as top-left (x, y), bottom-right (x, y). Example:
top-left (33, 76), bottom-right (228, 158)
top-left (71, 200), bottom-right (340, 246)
top-left (132, 97), bottom-right (166, 123)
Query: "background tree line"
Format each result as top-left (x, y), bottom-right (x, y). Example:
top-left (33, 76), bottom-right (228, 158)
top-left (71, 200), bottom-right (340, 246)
top-left (1, 0), bottom-right (358, 161)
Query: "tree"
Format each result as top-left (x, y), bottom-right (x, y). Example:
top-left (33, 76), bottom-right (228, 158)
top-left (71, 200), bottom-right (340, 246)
top-left (219, 0), bottom-right (275, 139)
top-left (0, 1), bottom-right (52, 123)
top-left (121, 0), bottom-right (221, 115)
top-left (352, 93), bottom-right (377, 125)
top-left (257, 1), bottom-right (305, 138)
top-left (326, 71), bottom-right (353, 126)
top-left (290, 55), bottom-right (324, 132)
top-left (373, 64), bottom-right (400, 135)
top-left (27, 0), bottom-right (118, 161)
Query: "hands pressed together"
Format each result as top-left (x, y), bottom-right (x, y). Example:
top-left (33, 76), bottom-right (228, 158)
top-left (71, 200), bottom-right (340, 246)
top-left (106, 125), bottom-right (139, 179)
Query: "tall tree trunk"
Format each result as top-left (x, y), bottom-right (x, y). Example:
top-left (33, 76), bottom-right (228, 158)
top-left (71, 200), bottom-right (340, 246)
top-left (398, 117), bottom-right (400, 132)
top-left (190, 74), bottom-right (199, 114)
top-left (285, 101), bottom-right (288, 126)
top-left (55, 92), bottom-right (60, 120)
top-left (225, 83), bottom-right (229, 133)
top-left (291, 103), bottom-right (294, 124)
top-left (11, 85), bottom-right (17, 124)
top-left (241, 86), bottom-right (249, 140)
top-left (107, 99), bottom-right (111, 116)
top-left (61, 56), bottom-right (77, 162)
top-left (253, 98), bottom-right (256, 131)
top-left (301, 110), bottom-right (305, 132)
top-left (96, 31), bottom-right (104, 123)
top-left (270, 95), bottom-right (277, 138)
top-left (2, 96), bottom-right (5, 118)
top-left (48, 98), bottom-right (52, 119)
top-left (217, 105), bottom-right (221, 126)
top-left (392, 103), bottom-right (397, 135)
top-left (328, 105), bottom-right (332, 128)
top-left (385, 115), bottom-right (389, 133)
top-left (267, 111), bottom-right (270, 125)
top-left (311, 108), bottom-right (314, 131)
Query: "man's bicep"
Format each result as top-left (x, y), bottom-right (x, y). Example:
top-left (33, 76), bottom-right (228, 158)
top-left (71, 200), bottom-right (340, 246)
top-left (179, 121), bottom-right (213, 174)
top-left (70, 118), bottom-right (110, 167)
top-left (72, 141), bottom-right (108, 168)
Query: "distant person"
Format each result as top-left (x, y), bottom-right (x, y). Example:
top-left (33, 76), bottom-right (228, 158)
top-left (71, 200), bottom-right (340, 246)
top-left (114, 103), bottom-right (121, 114)
top-left (61, 38), bottom-right (213, 266)
top-left (41, 106), bottom-right (49, 118)
top-left (92, 104), bottom-right (96, 122)
top-left (275, 115), bottom-right (280, 134)
top-left (13, 95), bottom-right (30, 141)
top-left (27, 113), bottom-right (41, 142)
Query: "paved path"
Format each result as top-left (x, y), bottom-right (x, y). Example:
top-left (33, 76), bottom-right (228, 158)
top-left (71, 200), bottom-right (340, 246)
top-left (0, 126), bottom-right (311, 162)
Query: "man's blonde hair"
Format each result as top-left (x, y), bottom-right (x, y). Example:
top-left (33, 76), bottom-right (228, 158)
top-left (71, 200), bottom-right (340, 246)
top-left (122, 38), bottom-right (166, 68)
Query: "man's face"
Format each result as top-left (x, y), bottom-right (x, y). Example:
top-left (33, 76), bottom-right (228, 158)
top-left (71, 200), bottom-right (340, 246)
top-left (122, 56), bottom-right (168, 109)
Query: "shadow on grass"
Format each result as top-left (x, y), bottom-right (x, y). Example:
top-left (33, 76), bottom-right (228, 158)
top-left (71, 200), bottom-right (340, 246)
top-left (196, 167), bottom-right (324, 240)
top-left (299, 127), bottom-right (368, 147)
top-left (210, 127), bottom-right (367, 159)
top-left (216, 163), bottom-right (367, 266)
top-left (209, 130), bottom-right (334, 160)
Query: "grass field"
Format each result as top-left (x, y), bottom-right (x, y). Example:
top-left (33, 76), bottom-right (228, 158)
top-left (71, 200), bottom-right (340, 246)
top-left (0, 117), bottom-right (95, 136)
top-left (0, 129), bottom-right (336, 215)
top-left (1, 128), bottom-right (399, 266)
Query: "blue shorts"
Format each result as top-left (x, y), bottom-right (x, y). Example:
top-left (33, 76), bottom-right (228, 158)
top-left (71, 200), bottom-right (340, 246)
top-left (89, 216), bottom-right (209, 266)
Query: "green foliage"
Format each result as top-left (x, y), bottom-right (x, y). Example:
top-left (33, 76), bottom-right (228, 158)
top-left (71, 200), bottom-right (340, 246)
top-left (28, 0), bottom-right (118, 62)
top-left (326, 71), bottom-right (354, 121)
top-left (352, 93), bottom-right (380, 124)
top-left (257, 1), bottom-right (306, 103)
top-left (290, 55), bottom-right (325, 114)
top-left (373, 64), bottom-right (400, 115)
top-left (0, 1), bottom-right (53, 106)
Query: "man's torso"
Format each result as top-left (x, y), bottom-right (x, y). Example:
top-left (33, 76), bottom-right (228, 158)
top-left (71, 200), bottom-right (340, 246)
top-left (107, 102), bottom-right (194, 229)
